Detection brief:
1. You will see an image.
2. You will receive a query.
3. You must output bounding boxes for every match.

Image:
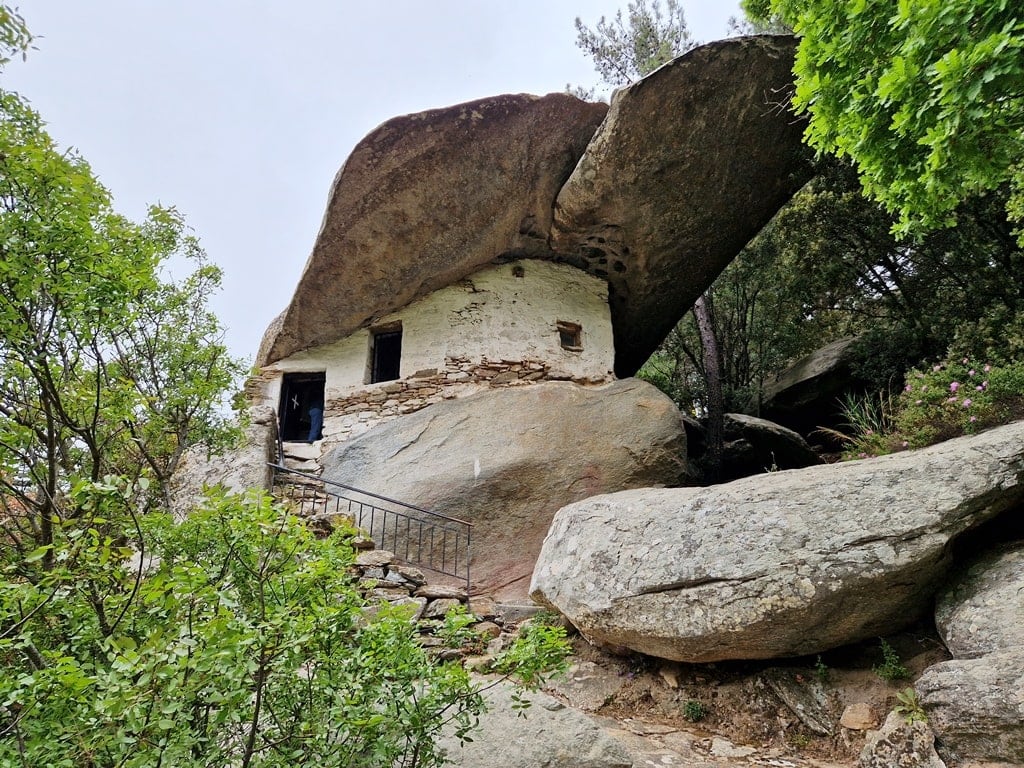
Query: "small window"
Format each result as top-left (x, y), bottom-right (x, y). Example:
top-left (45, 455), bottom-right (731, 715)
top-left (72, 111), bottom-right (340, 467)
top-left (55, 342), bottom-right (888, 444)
top-left (368, 324), bottom-right (402, 383)
top-left (557, 321), bottom-right (582, 351)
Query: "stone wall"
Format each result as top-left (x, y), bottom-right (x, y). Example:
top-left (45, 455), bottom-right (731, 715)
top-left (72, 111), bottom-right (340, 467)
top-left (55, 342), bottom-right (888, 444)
top-left (321, 354), bottom-right (610, 444)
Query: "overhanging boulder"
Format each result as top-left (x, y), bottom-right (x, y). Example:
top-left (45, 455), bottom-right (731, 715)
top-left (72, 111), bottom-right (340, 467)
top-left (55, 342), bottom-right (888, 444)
top-left (550, 35), bottom-right (812, 377)
top-left (259, 93), bottom-right (607, 365)
top-left (530, 421), bottom-right (1024, 662)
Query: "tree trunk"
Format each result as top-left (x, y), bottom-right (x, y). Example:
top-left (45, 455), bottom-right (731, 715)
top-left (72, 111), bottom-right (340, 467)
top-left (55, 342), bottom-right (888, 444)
top-left (694, 292), bottom-right (725, 484)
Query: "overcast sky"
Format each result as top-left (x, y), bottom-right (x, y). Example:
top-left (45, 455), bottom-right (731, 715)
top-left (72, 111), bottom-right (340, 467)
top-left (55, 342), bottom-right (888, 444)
top-left (5, 1), bottom-right (743, 362)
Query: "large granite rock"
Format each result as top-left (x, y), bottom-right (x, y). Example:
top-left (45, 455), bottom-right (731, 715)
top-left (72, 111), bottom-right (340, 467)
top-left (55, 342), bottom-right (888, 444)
top-left (934, 543), bottom-right (1024, 659)
top-left (168, 405), bottom-right (278, 518)
top-left (551, 36), bottom-right (811, 376)
top-left (259, 93), bottom-right (607, 365)
top-left (322, 379), bottom-right (690, 599)
top-left (437, 679), bottom-right (633, 768)
top-left (859, 711), bottom-right (946, 768)
top-left (917, 649), bottom-right (1024, 765)
top-left (761, 336), bottom-right (861, 439)
top-left (686, 412), bottom-right (822, 482)
top-left (530, 421), bottom-right (1024, 662)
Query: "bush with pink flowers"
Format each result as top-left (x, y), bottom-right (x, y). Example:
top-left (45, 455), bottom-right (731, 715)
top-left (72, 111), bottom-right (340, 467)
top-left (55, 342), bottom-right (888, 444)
top-left (836, 356), bottom-right (1024, 458)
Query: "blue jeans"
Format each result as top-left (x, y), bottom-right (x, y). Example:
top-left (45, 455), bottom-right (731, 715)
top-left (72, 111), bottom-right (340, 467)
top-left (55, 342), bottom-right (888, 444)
top-left (307, 407), bottom-right (323, 442)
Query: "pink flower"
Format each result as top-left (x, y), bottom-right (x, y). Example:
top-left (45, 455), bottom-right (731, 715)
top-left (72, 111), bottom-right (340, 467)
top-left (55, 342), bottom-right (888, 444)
top-left (901, 441), bottom-right (909, 448)
top-left (969, 369), bottom-right (976, 376)
top-left (921, 385), bottom-right (928, 391)
top-left (948, 396), bottom-right (959, 403)
top-left (950, 381), bottom-right (960, 393)
top-left (962, 398), bottom-right (972, 407)
top-left (962, 358), bottom-right (969, 364)
top-left (976, 385), bottom-right (984, 391)
top-left (970, 416), bottom-right (978, 422)
top-left (858, 452), bottom-right (868, 458)
top-left (984, 364), bottom-right (992, 372)
top-left (904, 384), bottom-right (912, 392)
top-left (933, 365), bottom-right (942, 372)
top-left (915, 399), bottom-right (923, 405)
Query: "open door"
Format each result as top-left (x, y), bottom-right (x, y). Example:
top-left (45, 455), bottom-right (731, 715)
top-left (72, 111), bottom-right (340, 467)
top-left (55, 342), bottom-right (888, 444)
top-left (279, 372), bottom-right (326, 442)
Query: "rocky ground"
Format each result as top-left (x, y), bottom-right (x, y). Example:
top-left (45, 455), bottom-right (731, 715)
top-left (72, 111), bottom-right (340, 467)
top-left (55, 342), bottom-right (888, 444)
top-left (543, 623), bottom-right (950, 767)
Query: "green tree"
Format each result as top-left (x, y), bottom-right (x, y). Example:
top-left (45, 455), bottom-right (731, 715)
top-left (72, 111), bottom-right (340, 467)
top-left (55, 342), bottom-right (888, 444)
top-left (0, 88), bottom-right (244, 561)
top-left (1, 485), bottom-right (569, 767)
top-left (0, 23), bottom-right (569, 764)
top-left (744, 0), bottom-right (1024, 243)
top-left (573, 0), bottom-right (693, 91)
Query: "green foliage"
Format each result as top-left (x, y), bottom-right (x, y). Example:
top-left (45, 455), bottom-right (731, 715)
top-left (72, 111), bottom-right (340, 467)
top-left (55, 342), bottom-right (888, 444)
top-left (748, 0), bottom-right (1024, 244)
top-left (492, 614), bottom-right (570, 689)
top-left (438, 604), bottom-right (486, 653)
top-left (873, 639), bottom-right (911, 682)
top-left (836, 353), bottom-right (1024, 458)
top-left (894, 687), bottom-right (928, 724)
top-left (814, 655), bottom-right (829, 683)
top-left (0, 4), bottom-right (31, 67)
top-left (824, 390), bottom-right (900, 459)
top-left (682, 699), bottom-right (707, 722)
top-left (574, 0), bottom-right (694, 91)
top-left (1, 487), bottom-right (570, 767)
top-left (0, 85), bottom-right (245, 552)
top-left (0, 488), bottom-right (467, 766)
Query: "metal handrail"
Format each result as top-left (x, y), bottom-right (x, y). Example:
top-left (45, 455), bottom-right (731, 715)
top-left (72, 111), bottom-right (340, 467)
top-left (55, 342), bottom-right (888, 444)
top-left (269, 462), bottom-right (472, 591)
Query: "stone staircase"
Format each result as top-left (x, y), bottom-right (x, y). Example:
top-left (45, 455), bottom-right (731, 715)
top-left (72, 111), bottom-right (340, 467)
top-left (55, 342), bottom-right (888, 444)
top-left (273, 440), bottom-right (330, 512)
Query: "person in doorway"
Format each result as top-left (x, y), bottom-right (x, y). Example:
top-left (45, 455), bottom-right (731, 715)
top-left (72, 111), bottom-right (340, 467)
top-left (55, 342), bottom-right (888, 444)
top-left (307, 392), bottom-right (324, 443)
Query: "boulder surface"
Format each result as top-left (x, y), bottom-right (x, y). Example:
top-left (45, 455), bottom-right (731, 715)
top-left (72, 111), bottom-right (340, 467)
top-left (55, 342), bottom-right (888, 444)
top-left (168, 405), bottom-right (277, 518)
top-left (917, 649), bottom-right (1024, 765)
top-left (259, 92), bottom-right (607, 364)
top-left (934, 543), bottom-right (1024, 659)
top-left (321, 379), bottom-right (690, 599)
top-left (551, 35), bottom-right (811, 376)
top-left (436, 679), bottom-right (633, 768)
top-left (530, 421), bottom-right (1024, 662)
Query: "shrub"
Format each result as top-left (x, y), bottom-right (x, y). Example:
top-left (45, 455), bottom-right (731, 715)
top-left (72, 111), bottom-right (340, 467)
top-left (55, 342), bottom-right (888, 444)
top-left (0, 483), bottom-right (568, 767)
top-left (682, 699), bottom-right (707, 722)
top-left (873, 639), bottom-right (910, 682)
top-left (835, 355), bottom-right (1024, 458)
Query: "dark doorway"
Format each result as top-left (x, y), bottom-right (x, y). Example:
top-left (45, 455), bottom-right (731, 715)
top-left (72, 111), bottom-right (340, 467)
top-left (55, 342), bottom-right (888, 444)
top-left (279, 372), bottom-right (326, 442)
top-left (370, 329), bottom-right (402, 383)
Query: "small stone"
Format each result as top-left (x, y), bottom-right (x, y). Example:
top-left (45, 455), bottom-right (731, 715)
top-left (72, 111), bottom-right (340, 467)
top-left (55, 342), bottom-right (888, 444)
top-left (361, 567), bottom-right (386, 580)
top-left (368, 587), bottom-right (412, 601)
top-left (410, 368), bottom-right (437, 379)
top-left (489, 371), bottom-right (520, 385)
top-left (423, 598), bottom-right (464, 619)
top-left (431, 648), bottom-right (465, 662)
top-left (415, 584), bottom-right (468, 600)
top-left (659, 665), bottom-right (680, 689)
top-left (356, 550), bottom-right (395, 568)
top-left (467, 595), bottom-right (499, 619)
top-left (710, 738), bottom-right (756, 759)
top-left (464, 655), bottom-right (495, 673)
top-left (840, 702), bottom-right (877, 730)
top-left (473, 621), bottom-right (502, 640)
top-left (394, 565), bottom-right (427, 586)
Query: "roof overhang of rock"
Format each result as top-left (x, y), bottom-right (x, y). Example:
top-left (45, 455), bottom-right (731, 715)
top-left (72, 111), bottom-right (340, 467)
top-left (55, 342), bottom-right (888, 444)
top-left (259, 36), bottom-right (813, 374)
top-left (258, 92), bottom-right (609, 365)
top-left (551, 35), bottom-right (813, 376)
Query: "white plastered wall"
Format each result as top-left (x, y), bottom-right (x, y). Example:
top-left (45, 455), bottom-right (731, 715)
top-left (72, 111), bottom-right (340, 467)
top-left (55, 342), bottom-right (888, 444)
top-left (259, 260), bottom-right (615, 404)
